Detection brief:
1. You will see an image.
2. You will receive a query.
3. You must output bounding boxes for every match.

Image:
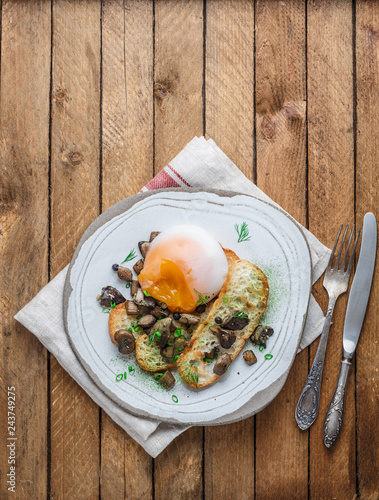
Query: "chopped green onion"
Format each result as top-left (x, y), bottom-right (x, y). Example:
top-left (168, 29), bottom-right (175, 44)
top-left (133, 325), bottom-right (140, 332)
top-left (158, 316), bottom-right (163, 320)
top-left (102, 308), bottom-right (111, 314)
top-left (222, 295), bottom-right (229, 303)
top-left (111, 301), bottom-right (116, 309)
top-left (167, 342), bottom-right (173, 346)
top-left (155, 373), bottom-right (163, 380)
top-left (264, 353), bottom-right (273, 360)
top-left (127, 327), bottom-right (133, 332)
top-left (259, 345), bottom-right (264, 352)
top-left (173, 355), bottom-right (179, 362)
top-left (198, 341), bottom-right (205, 344)
top-left (176, 347), bottom-right (183, 352)
top-left (143, 290), bottom-right (150, 297)
top-left (203, 357), bottom-right (212, 363)
top-left (214, 347), bottom-right (220, 360)
top-left (172, 395), bottom-right (178, 403)
top-left (115, 373), bottom-right (125, 382)
top-left (136, 314), bottom-right (142, 320)
top-left (125, 282), bottom-right (131, 288)
top-left (174, 329), bottom-right (182, 337)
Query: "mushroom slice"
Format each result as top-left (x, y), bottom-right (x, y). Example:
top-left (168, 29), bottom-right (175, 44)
top-left (154, 370), bottom-right (175, 389)
top-left (98, 286), bottom-right (125, 307)
top-left (133, 288), bottom-right (156, 308)
top-left (243, 350), bottom-right (257, 366)
top-left (133, 259), bottom-right (144, 275)
top-left (126, 300), bottom-right (139, 315)
top-left (250, 325), bottom-right (274, 348)
top-left (149, 231), bottom-right (160, 242)
top-left (130, 280), bottom-right (140, 297)
top-left (138, 241), bottom-right (150, 258)
top-left (114, 330), bottom-right (135, 354)
top-left (213, 353), bottom-right (232, 376)
top-left (117, 266), bottom-right (133, 282)
top-left (178, 314), bottom-right (200, 326)
top-left (161, 345), bottom-right (174, 360)
top-left (211, 327), bottom-right (236, 349)
top-left (222, 312), bottom-right (249, 331)
top-left (137, 314), bottom-right (156, 329)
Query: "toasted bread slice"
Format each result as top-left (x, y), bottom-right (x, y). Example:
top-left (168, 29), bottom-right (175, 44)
top-left (109, 303), bottom-right (149, 344)
top-left (177, 256), bottom-right (269, 388)
top-left (135, 303), bottom-right (213, 372)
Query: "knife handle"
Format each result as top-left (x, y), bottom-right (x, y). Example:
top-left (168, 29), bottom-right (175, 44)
top-left (323, 358), bottom-right (352, 448)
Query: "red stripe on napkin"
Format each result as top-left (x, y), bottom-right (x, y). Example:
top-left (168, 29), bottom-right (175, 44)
top-left (167, 164), bottom-right (191, 187)
top-left (144, 170), bottom-right (180, 190)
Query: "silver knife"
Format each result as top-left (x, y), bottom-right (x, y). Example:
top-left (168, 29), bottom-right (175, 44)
top-left (323, 212), bottom-right (377, 448)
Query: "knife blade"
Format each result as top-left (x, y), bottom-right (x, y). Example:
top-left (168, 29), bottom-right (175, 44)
top-left (323, 212), bottom-right (377, 447)
top-left (343, 212), bottom-right (377, 357)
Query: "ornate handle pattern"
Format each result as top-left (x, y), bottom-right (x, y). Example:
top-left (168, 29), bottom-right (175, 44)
top-left (295, 297), bottom-right (336, 430)
top-left (323, 358), bottom-right (352, 448)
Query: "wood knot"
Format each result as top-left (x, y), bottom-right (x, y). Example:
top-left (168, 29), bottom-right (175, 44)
top-left (260, 115), bottom-right (276, 140)
top-left (68, 151), bottom-right (84, 166)
top-left (53, 88), bottom-right (69, 105)
top-left (154, 82), bottom-right (170, 100)
top-left (282, 103), bottom-right (302, 120)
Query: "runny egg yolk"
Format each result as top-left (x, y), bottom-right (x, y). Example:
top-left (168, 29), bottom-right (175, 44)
top-left (140, 259), bottom-right (197, 313)
top-left (137, 226), bottom-right (228, 314)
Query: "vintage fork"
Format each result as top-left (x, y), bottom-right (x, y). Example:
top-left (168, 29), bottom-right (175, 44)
top-left (295, 224), bottom-right (361, 430)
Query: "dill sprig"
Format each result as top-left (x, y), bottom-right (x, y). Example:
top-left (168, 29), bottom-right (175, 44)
top-left (235, 221), bottom-right (251, 243)
top-left (122, 248), bottom-right (137, 263)
top-left (194, 289), bottom-right (210, 305)
top-left (232, 311), bottom-right (248, 319)
top-left (178, 360), bottom-right (199, 388)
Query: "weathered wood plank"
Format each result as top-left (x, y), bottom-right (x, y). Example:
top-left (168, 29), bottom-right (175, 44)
top-left (0, 1), bottom-right (51, 498)
top-left (254, 1), bottom-right (308, 497)
top-left (154, 1), bottom-right (204, 498)
top-left (204, 2), bottom-right (255, 499)
top-left (50, 1), bottom-right (101, 498)
top-left (154, 0), bottom-right (204, 171)
top-left (307, 1), bottom-right (356, 497)
top-left (355, 1), bottom-right (379, 497)
top-left (100, 1), bottom-right (154, 498)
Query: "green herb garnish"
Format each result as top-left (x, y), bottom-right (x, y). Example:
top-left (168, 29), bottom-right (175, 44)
top-left (178, 360), bottom-right (199, 387)
top-left (214, 347), bottom-right (220, 360)
top-left (194, 289), bottom-right (210, 305)
top-left (148, 330), bottom-right (161, 345)
top-left (111, 301), bottom-right (116, 309)
top-left (127, 327), bottom-right (133, 332)
top-left (233, 311), bottom-right (248, 318)
top-left (122, 248), bottom-right (137, 263)
top-left (174, 329), bottom-right (182, 338)
top-left (198, 340), bottom-right (205, 343)
top-left (132, 325), bottom-right (140, 332)
top-left (264, 353), bottom-right (273, 360)
top-left (172, 395), bottom-right (178, 403)
top-left (167, 342), bottom-right (173, 346)
top-left (173, 355), bottom-right (179, 362)
top-left (115, 372), bottom-right (126, 382)
top-left (102, 308), bottom-right (111, 314)
top-left (143, 290), bottom-right (150, 297)
top-left (222, 295), bottom-right (229, 303)
top-left (203, 357), bottom-right (212, 363)
top-left (136, 314), bottom-right (142, 320)
top-left (128, 366), bottom-right (135, 375)
top-left (155, 373), bottom-right (163, 380)
top-left (259, 345), bottom-right (264, 352)
top-left (125, 282), bottom-right (131, 288)
top-left (235, 221), bottom-right (251, 243)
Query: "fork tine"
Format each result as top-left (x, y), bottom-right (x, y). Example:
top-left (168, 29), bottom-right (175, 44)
top-left (340, 225), bottom-right (355, 271)
top-left (346, 227), bottom-right (362, 275)
top-left (327, 224), bottom-right (343, 268)
top-left (334, 224), bottom-right (349, 270)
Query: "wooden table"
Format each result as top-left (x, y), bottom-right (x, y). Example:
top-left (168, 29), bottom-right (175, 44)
top-left (1, 1), bottom-right (378, 498)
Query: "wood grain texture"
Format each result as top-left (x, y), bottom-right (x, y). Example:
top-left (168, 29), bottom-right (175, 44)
top-left (255, 1), bottom-right (308, 498)
top-left (307, 1), bottom-right (356, 498)
top-left (0, 1), bottom-right (51, 498)
top-left (100, 1), bottom-right (154, 498)
top-left (50, 1), bottom-right (101, 498)
top-left (355, 1), bottom-right (379, 498)
top-left (206, 0), bottom-right (255, 178)
top-left (204, 2), bottom-right (255, 499)
top-left (154, 0), bottom-right (204, 171)
top-left (153, 1), bottom-right (204, 498)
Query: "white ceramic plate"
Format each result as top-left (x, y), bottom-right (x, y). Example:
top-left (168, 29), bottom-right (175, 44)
top-left (64, 189), bottom-right (311, 425)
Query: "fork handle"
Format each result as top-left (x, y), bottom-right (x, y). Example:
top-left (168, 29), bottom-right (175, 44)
top-left (323, 357), bottom-right (352, 448)
top-left (295, 297), bottom-right (336, 430)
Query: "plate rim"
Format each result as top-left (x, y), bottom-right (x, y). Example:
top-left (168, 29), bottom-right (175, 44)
top-left (63, 187), bottom-right (312, 425)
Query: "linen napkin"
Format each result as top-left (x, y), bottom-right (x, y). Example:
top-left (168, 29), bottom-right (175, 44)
top-left (15, 136), bottom-right (330, 458)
